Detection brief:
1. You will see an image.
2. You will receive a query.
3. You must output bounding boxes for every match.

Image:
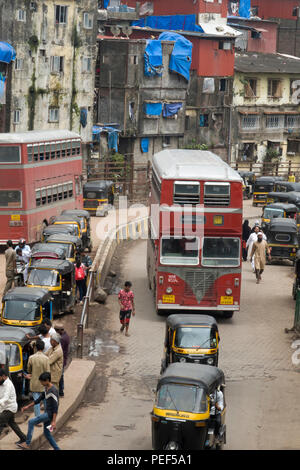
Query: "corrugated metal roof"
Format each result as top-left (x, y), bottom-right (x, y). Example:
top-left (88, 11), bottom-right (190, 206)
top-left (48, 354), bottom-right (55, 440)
top-left (152, 149), bottom-right (242, 182)
top-left (0, 130), bottom-right (81, 144)
top-left (235, 51), bottom-right (300, 74)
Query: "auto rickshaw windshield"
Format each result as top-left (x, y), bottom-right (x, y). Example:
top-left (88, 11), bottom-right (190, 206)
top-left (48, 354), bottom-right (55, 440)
top-left (263, 208), bottom-right (284, 219)
top-left (27, 269), bottom-right (60, 287)
top-left (54, 223), bottom-right (79, 237)
top-left (0, 342), bottom-right (21, 367)
top-left (156, 384), bottom-right (207, 413)
top-left (174, 327), bottom-right (216, 349)
top-left (3, 300), bottom-right (41, 321)
top-left (47, 242), bottom-right (73, 258)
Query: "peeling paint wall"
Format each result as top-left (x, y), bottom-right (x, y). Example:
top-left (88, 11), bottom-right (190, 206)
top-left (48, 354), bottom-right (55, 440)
top-left (0, 0), bottom-right (97, 147)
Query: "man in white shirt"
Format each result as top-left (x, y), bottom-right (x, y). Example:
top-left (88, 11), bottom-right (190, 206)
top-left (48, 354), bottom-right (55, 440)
top-left (0, 368), bottom-right (27, 444)
top-left (210, 387), bottom-right (224, 437)
top-left (15, 239), bottom-right (31, 283)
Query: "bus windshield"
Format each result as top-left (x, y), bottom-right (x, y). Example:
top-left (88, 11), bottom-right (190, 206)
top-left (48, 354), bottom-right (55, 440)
top-left (161, 237), bottom-right (199, 265)
top-left (174, 327), bottom-right (216, 349)
top-left (27, 269), bottom-right (60, 287)
top-left (156, 384), bottom-right (207, 413)
top-left (263, 208), bottom-right (284, 219)
top-left (0, 343), bottom-right (21, 367)
top-left (202, 237), bottom-right (240, 267)
top-left (3, 300), bottom-right (41, 321)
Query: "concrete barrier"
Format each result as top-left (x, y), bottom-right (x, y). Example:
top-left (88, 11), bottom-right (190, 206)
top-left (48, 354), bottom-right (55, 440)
top-left (0, 359), bottom-right (96, 450)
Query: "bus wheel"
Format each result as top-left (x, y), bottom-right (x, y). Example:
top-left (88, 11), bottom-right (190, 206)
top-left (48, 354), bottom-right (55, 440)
top-left (223, 311), bottom-right (234, 319)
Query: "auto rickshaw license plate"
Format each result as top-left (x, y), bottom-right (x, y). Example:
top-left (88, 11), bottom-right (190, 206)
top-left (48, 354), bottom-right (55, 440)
top-left (162, 295), bottom-right (175, 303)
top-left (220, 296), bottom-right (233, 305)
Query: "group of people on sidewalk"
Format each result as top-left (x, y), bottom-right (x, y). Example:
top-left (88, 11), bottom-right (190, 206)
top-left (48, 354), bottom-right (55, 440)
top-left (0, 321), bottom-right (70, 450)
top-left (242, 220), bottom-right (271, 284)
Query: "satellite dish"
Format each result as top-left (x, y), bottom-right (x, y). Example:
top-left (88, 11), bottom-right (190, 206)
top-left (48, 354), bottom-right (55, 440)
top-left (122, 25), bottom-right (132, 37)
top-left (98, 25), bottom-right (105, 34)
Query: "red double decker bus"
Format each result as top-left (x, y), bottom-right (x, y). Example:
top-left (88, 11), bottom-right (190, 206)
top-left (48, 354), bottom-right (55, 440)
top-left (147, 149), bottom-right (243, 318)
top-left (0, 130), bottom-right (83, 244)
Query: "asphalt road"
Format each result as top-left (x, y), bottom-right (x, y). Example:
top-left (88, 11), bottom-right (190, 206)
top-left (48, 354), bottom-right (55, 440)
top-left (52, 199), bottom-right (300, 451)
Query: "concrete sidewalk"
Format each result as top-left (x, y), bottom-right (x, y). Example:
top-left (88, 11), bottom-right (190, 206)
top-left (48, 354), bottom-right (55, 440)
top-left (0, 359), bottom-right (96, 450)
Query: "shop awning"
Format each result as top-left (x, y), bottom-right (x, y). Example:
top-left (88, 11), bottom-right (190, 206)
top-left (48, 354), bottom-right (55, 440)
top-left (0, 42), bottom-right (16, 64)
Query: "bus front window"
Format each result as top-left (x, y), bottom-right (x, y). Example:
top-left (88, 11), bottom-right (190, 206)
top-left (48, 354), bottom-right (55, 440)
top-left (3, 300), bottom-right (41, 321)
top-left (202, 237), bottom-right (240, 267)
top-left (161, 237), bottom-right (199, 265)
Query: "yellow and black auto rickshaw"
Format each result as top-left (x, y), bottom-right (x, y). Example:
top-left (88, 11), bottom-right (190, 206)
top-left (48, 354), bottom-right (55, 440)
top-left (266, 191), bottom-right (290, 205)
top-left (30, 243), bottom-right (67, 261)
top-left (45, 233), bottom-right (82, 262)
top-left (41, 224), bottom-right (78, 242)
top-left (161, 315), bottom-right (220, 373)
top-left (253, 176), bottom-right (276, 206)
top-left (267, 218), bottom-right (298, 264)
top-left (151, 363), bottom-right (226, 450)
top-left (261, 203), bottom-right (297, 232)
top-left (52, 214), bottom-right (82, 238)
top-left (83, 180), bottom-right (114, 217)
top-left (0, 326), bottom-right (36, 398)
top-left (27, 259), bottom-right (76, 316)
top-left (1, 287), bottom-right (53, 329)
top-left (60, 209), bottom-right (92, 252)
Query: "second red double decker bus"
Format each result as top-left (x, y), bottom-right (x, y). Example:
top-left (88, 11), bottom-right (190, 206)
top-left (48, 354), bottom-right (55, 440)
top-left (147, 149), bottom-right (243, 318)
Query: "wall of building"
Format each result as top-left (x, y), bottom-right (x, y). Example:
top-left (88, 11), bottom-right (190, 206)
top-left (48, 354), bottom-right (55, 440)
top-left (126, 0), bottom-right (227, 17)
top-left (0, 0), bottom-right (97, 145)
top-left (253, 0), bottom-right (300, 20)
top-left (231, 71), bottom-right (300, 163)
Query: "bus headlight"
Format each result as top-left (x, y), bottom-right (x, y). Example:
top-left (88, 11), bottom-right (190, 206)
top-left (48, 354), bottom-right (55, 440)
top-left (226, 288), bottom-right (232, 295)
top-left (179, 357), bottom-right (186, 363)
top-left (166, 287), bottom-right (173, 294)
top-left (207, 357), bottom-right (214, 365)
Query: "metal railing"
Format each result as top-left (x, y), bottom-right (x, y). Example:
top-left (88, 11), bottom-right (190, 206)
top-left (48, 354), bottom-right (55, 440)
top-left (76, 216), bottom-right (148, 358)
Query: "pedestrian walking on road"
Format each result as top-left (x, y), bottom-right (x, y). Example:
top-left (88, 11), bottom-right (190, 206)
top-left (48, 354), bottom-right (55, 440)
top-left (242, 220), bottom-right (251, 261)
top-left (75, 260), bottom-right (87, 305)
top-left (118, 281), bottom-right (135, 337)
top-left (23, 339), bottom-right (50, 417)
top-left (18, 372), bottom-right (60, 450)
top-left (53, 322), bottom-right (70, 397)
top-left (250, 232), bottom-right (271, 284)
top-left (46, 333), bottom-right (63, 391)
top-left (3, 240), bottom-right (16, 296)
top-left (0, 368), bottom-right (27, 445)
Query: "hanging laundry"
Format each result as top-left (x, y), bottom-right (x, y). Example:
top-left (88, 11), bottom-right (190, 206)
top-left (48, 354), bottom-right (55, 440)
top-left (163, 102), bottom-right (183, 118)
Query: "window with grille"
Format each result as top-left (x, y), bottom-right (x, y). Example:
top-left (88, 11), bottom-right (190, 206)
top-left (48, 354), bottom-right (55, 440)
top-left (286, 114), bottom-right (300, 129)
top-left (173, 181), bottom-right (200, 205)
top-left (49, 108), bottom-right (59, 123)
top-left (241, 114), bottom-right (260, 129)
top-left (204, 183), bottom-right (230, 207)
top-left (82, 57), bottom-right (92, 73)
top-left (13, 110), bottom-right (21, 124)
top-left (17, 9), bottom-right (26, 21)
top-left (265, 115), bottom-right (284, 129)
top-left (15, 59), bottom-right (24, 70)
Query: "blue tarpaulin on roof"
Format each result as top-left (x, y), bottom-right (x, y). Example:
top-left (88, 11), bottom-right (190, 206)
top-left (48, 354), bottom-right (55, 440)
top-left (144, 40), bottom-right (163, 77)
top-left (159, 32), bottom-right (192, 81)
top-left (163, 102), bottom-right (183, 117)
top-left (144, 102), bottom-right (162, 116)
top-left (132, 14), bottom-right (203, 32)
top-left (103, 0), bottom-right (110, 8)
top-left (239, 0), bottom-right (251, 18)
top-left (0, 42), bottom-right (16, 64)
top-left (141, 138), bottom-right (149, 153)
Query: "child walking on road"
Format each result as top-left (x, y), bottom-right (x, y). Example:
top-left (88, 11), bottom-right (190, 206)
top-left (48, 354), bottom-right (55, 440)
top-left (118, 281), bottom-right (135, 337)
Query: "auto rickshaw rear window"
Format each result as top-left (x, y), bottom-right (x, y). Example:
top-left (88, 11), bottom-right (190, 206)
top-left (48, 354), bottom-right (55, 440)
top-left (27, 269), bottom-right (59, 287)
top-left (156, 384), bottom-right (207, 413)
top-left (3, 300), bottom-right (41, 321)
top-left (174, 327), bottom-right (215, 349)
top-left (274, 234), bottom-right (292, 243)
top-left (0, 343), bottom-right (21, 367)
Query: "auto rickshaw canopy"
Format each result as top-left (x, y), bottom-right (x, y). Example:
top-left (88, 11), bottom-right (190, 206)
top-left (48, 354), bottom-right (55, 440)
top-left (0, 325), bottom-right (36, 346)
top-left (61, 209), bottom-right (91, 220)
top-left (45, 233), bottom-right (82, 250)
top-left (31, 243), bottom-right (67, 259)
top-left (166, 314), bottom-right (218, 329)
top-left (268, 217), bottom-right (298, 233)
top-left (28, 258), bottom-right (75, 275)
top-left (2, 287), bottom-right (52, 305)
top-left (158, 363), bottom-right (225, 395)
top-left (42, 224), bottom-right (77, 239)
